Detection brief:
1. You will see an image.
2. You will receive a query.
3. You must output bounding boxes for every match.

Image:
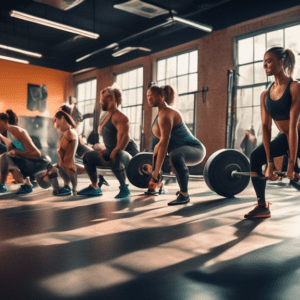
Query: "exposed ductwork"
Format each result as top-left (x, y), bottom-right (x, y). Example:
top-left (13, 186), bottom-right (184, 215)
top-left (114, 0), bottom-right (169, 19)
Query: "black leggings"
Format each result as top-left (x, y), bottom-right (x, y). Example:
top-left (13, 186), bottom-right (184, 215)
top-left (169, 145), bottom-right (206, 193)
top-left (83, 150), bottom-right (132, 186)
top-left (250, 132), bottom-right (300, 203)
top-left (0, 153), bottom-right (49, 184)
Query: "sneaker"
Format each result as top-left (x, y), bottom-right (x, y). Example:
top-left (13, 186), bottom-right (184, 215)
top-left (16, 184), bottom-right (33, 195)
top-left (244, 202), bottom-right (271, 219)
top-left (77, 185), bottom-right (103, 196)
top-left (168, 192), bottom-right (190, 206)
top-left (115, 184), bottom-right (130, 199)
top-left (31, 181), bottom-right (39, 189)
top-left (98, 175), bottom-right (109, 189)
top-left (0, 183), bottom-right (6, 193)
top-left (53, 185), bottom-right (72, 196)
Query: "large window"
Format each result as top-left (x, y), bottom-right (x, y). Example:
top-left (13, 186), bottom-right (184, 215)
top-left (156, 49), bottom-right (198, 133)
top-left (76, 78), bottom-right (97, 137)
top-left (234, 24), bottom-right (300, 155)
top-left (115, 67), bottom-right (143, 150)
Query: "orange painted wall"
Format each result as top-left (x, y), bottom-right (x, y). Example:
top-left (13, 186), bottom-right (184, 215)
top-left (0, 60), bottom-right (73, 118)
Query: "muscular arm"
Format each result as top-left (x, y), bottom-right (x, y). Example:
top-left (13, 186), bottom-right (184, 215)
top-left (113, 113), bottom-right (130, 152)
top-left (288, 81), bottom-right (300, 166)
top-left (152, 114), bottom-right (173, 179)
top-left (261, 91), bottom-right (273, 162)
top-left (9, 128), bottom-right (41, 159)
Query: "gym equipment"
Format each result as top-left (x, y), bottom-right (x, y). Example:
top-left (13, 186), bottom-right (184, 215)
top-left (35, 170), bottom-right (51, 189)
top-left (203, 149), bottom-right (250, 197)
top-left (126, 152), bottom-right (153, 188)
top-left (126, 149), bottom-right (251, 197)
top-left (126, 152), bottom-right (198, 189)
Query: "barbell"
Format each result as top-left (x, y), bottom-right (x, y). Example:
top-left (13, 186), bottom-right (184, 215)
top-left (126, 149), bottom-right (252, 197)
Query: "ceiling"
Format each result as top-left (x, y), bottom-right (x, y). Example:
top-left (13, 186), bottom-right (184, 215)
top-left (0, 0), bottom-right (299, 73)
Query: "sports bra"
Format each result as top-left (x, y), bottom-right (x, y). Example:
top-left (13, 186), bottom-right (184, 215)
top-left (7, 131), bottom-right (26, 152)
top-left (151, 115), bottom-right (202, 153)
top-left (265, 79), bottom-right (293, 121)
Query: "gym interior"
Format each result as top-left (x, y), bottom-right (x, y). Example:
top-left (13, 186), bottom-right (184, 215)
top-left (1, 1), bottom-right (300, 299)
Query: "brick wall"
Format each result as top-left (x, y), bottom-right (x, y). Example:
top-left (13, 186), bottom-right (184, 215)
top-left (73, 5), bottom-right (300, 172)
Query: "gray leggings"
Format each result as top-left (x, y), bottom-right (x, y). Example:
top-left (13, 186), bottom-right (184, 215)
top-left (83, 150), bottom-right (131, 186)
top-left (169, 145), bottom-right (206, 193)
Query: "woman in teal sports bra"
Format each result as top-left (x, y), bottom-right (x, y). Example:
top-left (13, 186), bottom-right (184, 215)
top-left (0, 110), bottom-right (42, 194)
top-left (147, 85), bottom-right (206, 205)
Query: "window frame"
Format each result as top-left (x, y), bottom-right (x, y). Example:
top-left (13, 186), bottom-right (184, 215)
top-left (156, 48), bottom-right (199, 134)
top-left (114, 66), bottom-right (144, 151)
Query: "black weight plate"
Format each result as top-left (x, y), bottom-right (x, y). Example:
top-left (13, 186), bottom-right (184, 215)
top-left (126, 152), bottom-right (153, 188)
top-left (204, 149), bottom-right (250, 197)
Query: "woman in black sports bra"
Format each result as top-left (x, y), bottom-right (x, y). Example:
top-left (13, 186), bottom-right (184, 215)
top-left (244, 47), bottom-right (300, 219)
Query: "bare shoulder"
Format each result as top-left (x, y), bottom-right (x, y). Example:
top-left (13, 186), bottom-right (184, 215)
top-left (158, 107), bottom-right (178, 124)
top-left (261, 90), bottom-right (268, 99)
top-left (64, 128), bottom-right (77, 141)
top-left (9, 125), bottom-right (26, 136)
top-left (260, 90), bottom-right (268, 104)
top-left (290, 80), bottom-right (300, 97)
top-left (112, 109), bottom-right (129, 124)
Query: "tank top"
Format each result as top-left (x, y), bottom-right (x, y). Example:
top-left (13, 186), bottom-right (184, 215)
top-left (7, 131), bottom-right (26, 152)
top-left (265, 79), bottom-right (293, 121)
top-left (151, 115), bottom-right (203, 153)
top-left (102, 111), bottom-right (138, 156)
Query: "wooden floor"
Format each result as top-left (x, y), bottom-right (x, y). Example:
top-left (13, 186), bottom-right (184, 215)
top-left (1, 174), bottom-right (300, 300)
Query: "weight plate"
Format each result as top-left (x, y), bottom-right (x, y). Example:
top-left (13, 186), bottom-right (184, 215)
top-left (126, 152), bottom-right (153, 188)
top-left (35, 170), bottom-right (51, 189)
top-left (203, 149), bottom-right (250, 197)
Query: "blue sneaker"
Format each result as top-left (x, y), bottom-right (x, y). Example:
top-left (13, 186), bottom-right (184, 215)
top-left (77, 185), bottom-right (103, 196)
top-left (0, 184), bottom-right (6, 193)
top-left (115, 184), bottom-right (130, 199)
top-left (16, 184), bottom-right (33, 195)
top-left (53, 185), bottom-right (72, 196)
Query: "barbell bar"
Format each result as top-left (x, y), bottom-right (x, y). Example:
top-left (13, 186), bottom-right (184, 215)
top-left (126, 149), bottom-right (252, 197)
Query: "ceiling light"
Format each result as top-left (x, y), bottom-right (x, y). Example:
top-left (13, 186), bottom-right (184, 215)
top-left (172, 16), bottom-right (212, 32)
top-left (9, 10), bottom-right (99, 39)
top-left (0, 55), bottom-right (29, 64)
top-left (0, 44), bottom-right (42, 58)
top-left (76, 20), bottom-right (172, 63)
top-left (112, 46), bottom-right (151, 57)
top-left (76, 43), bottom-right (119, 62)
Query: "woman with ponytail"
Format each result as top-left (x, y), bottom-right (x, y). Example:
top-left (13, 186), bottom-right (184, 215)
top-left (0, 109), bottom-right (18, 153)
top-left (0, 109), bottom-right (42, 194)
top-left (51, 104), bottom-right (79, 196)
top-left (147, 85), bottom-right (206, 205)
top-left (244, 47), bottom-right (300, 219)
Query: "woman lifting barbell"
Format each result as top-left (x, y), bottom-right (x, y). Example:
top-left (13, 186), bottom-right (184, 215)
top-left (147, 85), bottom-right (206, 205)
top-left (0, 110), bottom-right (44, 194)
top-left (245, 47), bottom-right (300, 219)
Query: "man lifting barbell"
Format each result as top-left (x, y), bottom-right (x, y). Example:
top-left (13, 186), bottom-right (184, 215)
top-left (244, 46), bottom-right (300, 219)
top-left (146, 85), bottom-right (206, 205)
top-left (77, 85), bottom-right (138, 198)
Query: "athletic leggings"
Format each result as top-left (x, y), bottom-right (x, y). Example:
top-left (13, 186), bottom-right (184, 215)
top-left (169, 145), bottom-right (206, 193)
top-left (250, 132), bottom-right (300, 203)
top-left (0, 153), bottom-right (49, 184)
top-left (83, 150), bottom-right (132, 186)
top-left (0, 143), bottom-right (7, 154)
